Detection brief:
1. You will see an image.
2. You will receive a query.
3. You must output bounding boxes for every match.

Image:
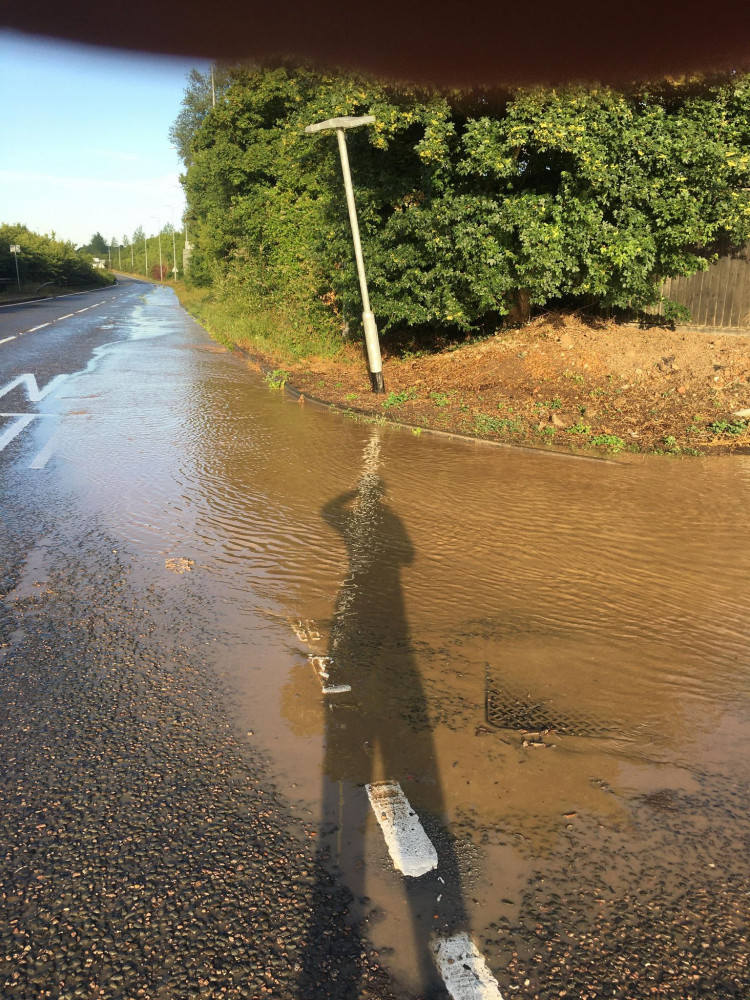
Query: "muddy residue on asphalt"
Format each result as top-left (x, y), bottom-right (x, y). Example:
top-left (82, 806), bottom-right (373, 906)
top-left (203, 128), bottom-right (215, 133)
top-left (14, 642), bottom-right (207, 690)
top-left (245, 313), bottom-right (750, 456)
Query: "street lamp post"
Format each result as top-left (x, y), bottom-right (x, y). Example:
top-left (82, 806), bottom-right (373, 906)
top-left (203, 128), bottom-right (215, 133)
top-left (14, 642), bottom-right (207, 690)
top-left (10, 244), bottom-right (21, 290)
top-left (304, 115), bottom-right (384, 393)
top-left (143, 230), bottom-right (148, 278)
top-left (150, 216), bottom-right (163, 281)
top-left (165, 204), bottom-right (178, 280)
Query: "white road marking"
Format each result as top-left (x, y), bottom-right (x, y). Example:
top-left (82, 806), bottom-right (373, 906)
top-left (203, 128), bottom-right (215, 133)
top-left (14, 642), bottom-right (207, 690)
top-left (0, 336), bottom-right (17, 345)
top-left (0, 414), bottom-right (36, 452)
top-left (0, 373), bottom-right (68, 403)
top-left (57, 313), bottom-right (74, 320)
top-left (431, 934), bottom-right (504, 1000)
top-left (366, 781), bottom-right (438, 877)
top-left (28, 427), bottom-right (62, 469)
top-left (26, 323), bottom-right (51, 332)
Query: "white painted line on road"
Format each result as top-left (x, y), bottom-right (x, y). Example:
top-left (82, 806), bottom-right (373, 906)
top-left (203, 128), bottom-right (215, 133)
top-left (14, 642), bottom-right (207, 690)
top-left (57, 313), bottom-right (74, 320)
top-left (28, 427), bottom-right (62, 469)
top-left (366, 781), bottom-right (438, 877)
top-left (431, 934), bottom-right (504, 1000)
top-left (0, 373), bottom-right (69, 403)
top-left (75, 307), bottom-right (90, 313)
top-left (0, 414), bottom-right (36, 452)
top-left (0, 336), bottom-right (17, 345)
top-left (25, 323), bottom-right (50, 332)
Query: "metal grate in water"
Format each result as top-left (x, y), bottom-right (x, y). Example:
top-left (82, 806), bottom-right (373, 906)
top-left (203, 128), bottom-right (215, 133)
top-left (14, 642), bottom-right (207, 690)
top-left (485, 676), bottom-right (615, 739)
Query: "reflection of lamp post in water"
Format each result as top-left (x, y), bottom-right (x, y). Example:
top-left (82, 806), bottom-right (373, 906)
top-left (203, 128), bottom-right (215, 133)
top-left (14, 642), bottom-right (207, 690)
top-left (304, 115), bottom-right (385, 393)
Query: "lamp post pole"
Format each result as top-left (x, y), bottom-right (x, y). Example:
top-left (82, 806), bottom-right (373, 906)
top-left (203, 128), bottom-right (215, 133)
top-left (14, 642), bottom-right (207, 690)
top-left (10, 244), bottom-right (21, 290)
top-left (150, 216), bottom-right (163, 281)
top-left (165, 204), bottom-right (178, 280)
top-left (304, 115), bottom-right (384, 393)
top-left (143, 230), bottom-right (148, 277)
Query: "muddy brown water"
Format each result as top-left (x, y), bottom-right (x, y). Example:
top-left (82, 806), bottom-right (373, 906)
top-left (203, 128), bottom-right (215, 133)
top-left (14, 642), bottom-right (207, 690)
top-left (23, 287), bottom-right (750, 995)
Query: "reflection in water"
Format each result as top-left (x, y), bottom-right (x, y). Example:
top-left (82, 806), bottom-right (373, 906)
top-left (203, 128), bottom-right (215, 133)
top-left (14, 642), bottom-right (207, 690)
top-left (301, 432), bottom-right (467, 995)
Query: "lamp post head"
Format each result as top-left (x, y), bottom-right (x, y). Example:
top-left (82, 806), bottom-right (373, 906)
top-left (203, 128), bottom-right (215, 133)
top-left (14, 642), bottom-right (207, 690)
top-left (304, 115), bottom-right (375, 134)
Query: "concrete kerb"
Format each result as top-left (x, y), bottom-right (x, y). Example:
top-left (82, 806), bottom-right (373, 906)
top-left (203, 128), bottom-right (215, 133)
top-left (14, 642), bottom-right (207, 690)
top-left (231, 344), bottom-right (616, 464)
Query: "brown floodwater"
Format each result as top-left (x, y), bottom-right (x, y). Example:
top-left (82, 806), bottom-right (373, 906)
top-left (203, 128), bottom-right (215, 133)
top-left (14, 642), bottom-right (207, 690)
top-left (43, 287), bottom-right (750, 995)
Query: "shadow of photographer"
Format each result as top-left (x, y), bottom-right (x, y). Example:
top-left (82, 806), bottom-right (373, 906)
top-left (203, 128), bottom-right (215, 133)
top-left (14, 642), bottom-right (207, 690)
top-left (298, 433), bottom-right (467, 997)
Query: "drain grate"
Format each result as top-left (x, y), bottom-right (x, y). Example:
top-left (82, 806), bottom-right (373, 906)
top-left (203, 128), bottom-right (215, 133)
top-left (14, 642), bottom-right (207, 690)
top-left (485, 677), bottom-right (614, 739)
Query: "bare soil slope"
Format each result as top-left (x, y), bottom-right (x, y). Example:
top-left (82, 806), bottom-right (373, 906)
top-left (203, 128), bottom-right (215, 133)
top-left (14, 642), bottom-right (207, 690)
top-left (275, 315), bottom-right (750, 456)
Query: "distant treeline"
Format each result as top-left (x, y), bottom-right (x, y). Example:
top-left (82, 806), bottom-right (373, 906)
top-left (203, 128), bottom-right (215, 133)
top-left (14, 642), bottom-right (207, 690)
top-left (82, 229), bottom-right (187, 281)
top-left (174, 64), bottom-right (750, 355)
top-left (0, 224), bottom-right (115, 293)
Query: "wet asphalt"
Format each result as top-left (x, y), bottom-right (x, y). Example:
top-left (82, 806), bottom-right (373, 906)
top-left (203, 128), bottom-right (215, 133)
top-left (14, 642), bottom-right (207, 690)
top-left (2, 280), bottom-right (749, 999)
top-left (0, 282), bottom-right (405, 1000)
top-left (0, 486), bottom-right (404, 999)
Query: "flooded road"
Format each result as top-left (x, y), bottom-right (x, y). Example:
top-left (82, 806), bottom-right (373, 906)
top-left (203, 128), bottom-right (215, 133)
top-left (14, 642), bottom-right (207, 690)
top-left (4, 283), bottom-right (749, 997)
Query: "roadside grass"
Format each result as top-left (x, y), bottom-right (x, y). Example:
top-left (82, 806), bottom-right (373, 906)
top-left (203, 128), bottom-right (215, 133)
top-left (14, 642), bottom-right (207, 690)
top-left (173, 283), bottom-right (343, 362)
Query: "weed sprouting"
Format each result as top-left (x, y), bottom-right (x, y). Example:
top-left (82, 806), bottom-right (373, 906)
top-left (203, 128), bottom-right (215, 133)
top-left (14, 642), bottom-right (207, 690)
top-left (709, 418), bottom-right (748, 436)
top-left (265, 369), bottom-right (290, 390)
top-left (382, 387), bottom-right (418, 410)
top-left (590, 434), bottom-right (625, 453)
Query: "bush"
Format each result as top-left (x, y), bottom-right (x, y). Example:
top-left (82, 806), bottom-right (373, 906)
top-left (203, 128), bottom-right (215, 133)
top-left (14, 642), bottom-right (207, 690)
top-left (177, 65), bottom-right (750, 356)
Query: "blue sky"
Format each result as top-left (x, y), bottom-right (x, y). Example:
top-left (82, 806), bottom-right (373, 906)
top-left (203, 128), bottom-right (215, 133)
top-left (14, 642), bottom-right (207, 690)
top-left (0, 31), bottom-right (208, 247)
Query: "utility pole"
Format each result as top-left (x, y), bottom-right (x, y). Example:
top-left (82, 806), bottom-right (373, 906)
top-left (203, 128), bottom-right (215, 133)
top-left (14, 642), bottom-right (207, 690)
top-left (143, 230), bottom-right (148, 277)
top-left (304, 115), bottom-right (384, 393)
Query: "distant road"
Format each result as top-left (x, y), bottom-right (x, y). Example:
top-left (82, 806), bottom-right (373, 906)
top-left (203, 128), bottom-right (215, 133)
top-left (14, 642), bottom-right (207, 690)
top-left (0, 276), bottom-right (148, 388)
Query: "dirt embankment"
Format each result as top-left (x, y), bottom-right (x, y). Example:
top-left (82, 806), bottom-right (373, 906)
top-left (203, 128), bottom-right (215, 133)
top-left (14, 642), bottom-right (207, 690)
top-left (267, 314), bottom-right (750, 456)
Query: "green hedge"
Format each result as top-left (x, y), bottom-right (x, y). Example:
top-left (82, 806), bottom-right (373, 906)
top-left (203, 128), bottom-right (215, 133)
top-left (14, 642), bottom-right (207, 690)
top-left (178, 65), bottom-right (750, 350)
top-left (0, 223), bottom-right (115, 290)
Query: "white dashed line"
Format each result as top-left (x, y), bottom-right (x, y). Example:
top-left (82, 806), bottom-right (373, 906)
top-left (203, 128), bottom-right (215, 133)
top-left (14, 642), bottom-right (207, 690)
top-left (431, 934), bottom-right (505, 1000)
top-left (0, 414), bottom-right (36, 452)
top-left (26, 323), bottom-right (50, 332)
top-left (57, 313), bottom-right (74, 320)
top-left (365, 781), bottom-right (439, 877)
top-left (0, 336), bottom-right (17, 345)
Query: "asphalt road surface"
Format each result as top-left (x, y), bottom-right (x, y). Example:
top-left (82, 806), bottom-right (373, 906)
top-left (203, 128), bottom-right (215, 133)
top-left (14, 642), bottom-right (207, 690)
top-left (0, 279), bottom-right (403, 1000)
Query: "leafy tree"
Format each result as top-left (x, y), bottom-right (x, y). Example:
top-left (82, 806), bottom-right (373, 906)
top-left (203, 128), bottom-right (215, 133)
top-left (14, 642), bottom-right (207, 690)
top-left (81, 231), bottom-right (108, 255)
top-left (0, 223), bottom-right (115, 289)
top-left (177, 65), bottom-right (750, 348)
top-left (169, 65), bottom-right (233, 167)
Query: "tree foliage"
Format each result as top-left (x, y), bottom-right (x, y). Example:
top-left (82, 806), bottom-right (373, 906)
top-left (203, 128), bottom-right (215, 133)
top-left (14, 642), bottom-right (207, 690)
top-left (177, 65), bottom-right (750, 348)
top-left (80, 231), bottom-right (109, 255)
top-left (0, 224), bottom-right (114, 288)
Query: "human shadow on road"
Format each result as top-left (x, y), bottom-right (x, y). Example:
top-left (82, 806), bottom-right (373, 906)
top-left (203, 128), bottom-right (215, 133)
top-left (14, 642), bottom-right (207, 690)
top-left (297, 443), bottom-right (467, 998)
